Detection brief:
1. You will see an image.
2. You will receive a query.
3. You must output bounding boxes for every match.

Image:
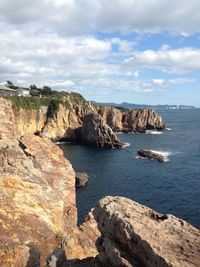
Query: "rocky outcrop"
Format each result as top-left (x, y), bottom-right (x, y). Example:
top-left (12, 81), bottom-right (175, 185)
top-left (0, 134), bottom-right (99, 266)
top-left (93, 196), bottom-right (200, 267)
top-left (0, 95), bottom-right (164, 147)
top-left (137, 149), bottom-right (165, 162)
top-left (77, 114), bottom-right (124, 148)
top-left (75, 172), bottom-right (89, 187)
top-left (98, 107), bottom-right (164, 133)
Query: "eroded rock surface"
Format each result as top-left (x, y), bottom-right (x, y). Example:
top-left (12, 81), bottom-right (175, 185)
top-left (93, 196), bottom-right (200, 267)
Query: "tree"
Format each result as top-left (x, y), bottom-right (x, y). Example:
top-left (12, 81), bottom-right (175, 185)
top-left (6, 81), bottom-right (14, 88)
top-left (29, 85), bottom-right (41, 97)
top-left (42, 86), bottom-right (52, 96)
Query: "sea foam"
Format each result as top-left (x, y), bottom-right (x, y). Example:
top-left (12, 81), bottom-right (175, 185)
top-left (145, 130), bottom-right (163, 135)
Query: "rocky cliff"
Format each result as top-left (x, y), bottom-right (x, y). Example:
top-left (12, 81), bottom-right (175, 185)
top-left (0, 94), bottom-right (164, 148)
top-left (0, 132), bottom-right (199, 266)
top-left (93, 196), bottom-right (200, 267)
top-left (0, 134), bottom-right (99, 266)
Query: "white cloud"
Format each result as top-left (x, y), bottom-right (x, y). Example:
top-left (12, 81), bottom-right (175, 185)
top-left (1, 0), bottom-right (200, 35)
top-left (153, 79), bottom-right (164, 85)
top-left (0, 0), bottom-right (199, 101)
top-left (124, 47), bottom-right (200, 74)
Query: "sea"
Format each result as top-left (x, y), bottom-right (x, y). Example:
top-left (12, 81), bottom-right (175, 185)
top-left (59, 109), bottom-right (200, 228)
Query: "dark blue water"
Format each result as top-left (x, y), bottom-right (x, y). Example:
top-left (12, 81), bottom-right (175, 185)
top-left (60, 110), bottom-right (200, 228)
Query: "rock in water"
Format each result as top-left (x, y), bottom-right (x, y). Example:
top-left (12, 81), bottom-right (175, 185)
top-left (78, 114), bottom-right (124, 148)
top-left (137, 149), bottom-right (165, 162)
top-left (93, 196), bottom-right (200, 267)
top-left (75, 172), bottom-right (88, 187)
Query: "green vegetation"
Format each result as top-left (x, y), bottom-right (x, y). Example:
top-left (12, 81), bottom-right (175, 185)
top-left (4, 95), bottom-right (74, 118)
top-left (46, 99), bottom-right (62, 118)
top-left (42, 86), bottom-right (53, 96)
top-left (70, 92), bottom-right (85, 104)
top-left (5, 96), bottom-right (51, 110)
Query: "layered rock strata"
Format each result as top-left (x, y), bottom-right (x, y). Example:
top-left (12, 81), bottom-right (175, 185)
top-left (93, 196), bottom-right (200, 267)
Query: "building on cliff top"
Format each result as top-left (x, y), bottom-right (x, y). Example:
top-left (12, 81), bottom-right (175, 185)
top-left (0, 84), bottom-right (30, 97)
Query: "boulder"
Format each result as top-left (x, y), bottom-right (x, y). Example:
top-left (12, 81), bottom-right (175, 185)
top-left (75, 172), bottom-right (88, 187)
top-left (137, 149), bottom-right (165, 162)
top-left (93, 196), bottom-right (200, 267)
top-left (77, 114), bottom-right (124, 148)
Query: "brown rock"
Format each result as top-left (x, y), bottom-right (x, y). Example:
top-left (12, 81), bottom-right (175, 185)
top-left (93, 196), bottom-right (200, 267)
top-left (0, 134), bottom-right (76, 266)
top-left (0, 96), bottom-right (164, 144)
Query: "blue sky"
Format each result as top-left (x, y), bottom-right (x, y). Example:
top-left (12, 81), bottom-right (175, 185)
top-left (0, 0), bottom-right (200, 106)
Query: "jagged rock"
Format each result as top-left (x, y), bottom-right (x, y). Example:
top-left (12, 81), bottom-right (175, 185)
top-left (77, 114), bottom-right (124, 148)
top-left (75, 172), bottom-right (88, 187)
top-left (64, 210), bottom-right (100, 260)
top-left (93, 196), bottom-right (200, 267)
top-left (137, 149), bottom-right (165, 162)
top-left (99, 107), bottom-right (164, 132)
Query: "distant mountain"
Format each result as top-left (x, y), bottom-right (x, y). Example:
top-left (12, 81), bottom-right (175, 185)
top-left (91, 101), bottom-right (197, 110)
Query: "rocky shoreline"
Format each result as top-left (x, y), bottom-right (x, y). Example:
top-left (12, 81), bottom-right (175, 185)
top-left (0, 94), bottom-right (164, 148)
top-left (0, 133), bottom-right (199, 266)
top-left (0, 95), bottom-right (199, 266)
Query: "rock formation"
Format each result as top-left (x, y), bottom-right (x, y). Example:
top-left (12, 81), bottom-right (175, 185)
top-left (137, 149), bottom-right (165, 162)
top-left (0, 95), bottom-right (164, 148)
top-left (93, 196), bottom-right (200, 267)
top-left (77, 114), bottom-right (124, 148)
top-left (0, 134), bottom-right (99, 266)
top-left (75, 172), bottom-right (89, 187)
top-left (98, 106), bottom-right (164, 133)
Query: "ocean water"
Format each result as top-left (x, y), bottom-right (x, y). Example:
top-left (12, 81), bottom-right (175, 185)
top-left (59, 109), bottom-right (200, 228)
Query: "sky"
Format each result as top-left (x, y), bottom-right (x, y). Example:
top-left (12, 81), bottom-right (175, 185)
top-left (0, 0), bottom-right (200, 106)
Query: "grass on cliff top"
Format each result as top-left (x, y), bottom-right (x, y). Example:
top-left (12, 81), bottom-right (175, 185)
top-left (4, 96), bottom-right (72, 118)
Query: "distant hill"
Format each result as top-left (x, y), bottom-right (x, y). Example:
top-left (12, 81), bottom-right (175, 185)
top-left (91, 101), bottom-right (197, 110)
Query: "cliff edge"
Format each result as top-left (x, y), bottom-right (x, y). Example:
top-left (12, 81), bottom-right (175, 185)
top-left (93, 196), bottom-right (200, 267)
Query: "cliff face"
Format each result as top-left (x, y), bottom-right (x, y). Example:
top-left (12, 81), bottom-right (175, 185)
top-left (0, 133), bottom-right (99, 266)
top-left (98, 106), bottom-right (164, 132)
top-left (0, 134), bottom-right (77, 266)
top-left (0, 95), bottom-right (164, 146)
top-left (93, 196), bottom-right (200, 267)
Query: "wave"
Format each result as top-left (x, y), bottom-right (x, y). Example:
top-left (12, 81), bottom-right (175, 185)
top-left (150, 150), bottom-right (172, 162)
top-left (55, 141), bottom-right (71, 145)
top-left (166, 128), bottom-right (172, 131)
top-left (135, 149), bottom-right (173, 162)
top-left (116, 131), bottom-right (123, 135)
top-left (122, 142), bottom-right (131, 148)
top-left (145, 130), bottom-right (163, 135)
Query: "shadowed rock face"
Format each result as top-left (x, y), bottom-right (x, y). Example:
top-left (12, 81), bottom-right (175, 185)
top-left (77, 114), bottom-right (124, 148)
top-left (93, 196), bottom-right (200, 267)
top-left (137, 149), bottom-right (165, 162)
